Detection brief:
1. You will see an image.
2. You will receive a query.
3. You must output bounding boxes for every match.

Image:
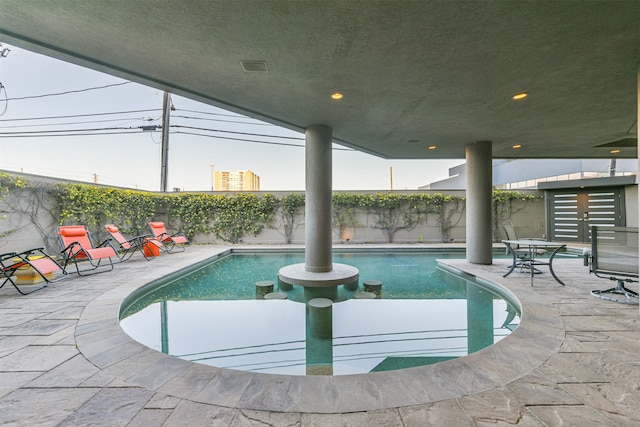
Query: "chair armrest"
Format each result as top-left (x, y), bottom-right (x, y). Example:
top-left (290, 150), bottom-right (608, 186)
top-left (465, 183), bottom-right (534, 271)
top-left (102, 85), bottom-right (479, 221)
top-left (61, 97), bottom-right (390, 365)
top-left (127, 235), bottom-right (147, 246)
top-left (155, 232), bottom-right (170, 241)
top-left (97, 239), bottom-right (112, 248)
top-left (97, 239), bottom-right (118, 252)
top-left (135, 234), bottom-right (155, 240)
top-left (15, 247), bottom-right (48, 259)
top-left (16, 247), bottom-right (45, 254)
top-left (0, 251), bottom-right (19, 263)
top-left (60, 241), bottom-right (86, 259)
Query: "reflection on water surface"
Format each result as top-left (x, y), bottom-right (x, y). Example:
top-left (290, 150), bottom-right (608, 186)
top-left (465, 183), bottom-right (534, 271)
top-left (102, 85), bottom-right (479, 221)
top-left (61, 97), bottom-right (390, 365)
top-left (120, 251), bottom-right (520, 375)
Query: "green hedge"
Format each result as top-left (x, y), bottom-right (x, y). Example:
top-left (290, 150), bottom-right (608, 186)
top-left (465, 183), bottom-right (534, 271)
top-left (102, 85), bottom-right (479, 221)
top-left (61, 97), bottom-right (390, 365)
top-left (0, 175), bottom-right (541, 244)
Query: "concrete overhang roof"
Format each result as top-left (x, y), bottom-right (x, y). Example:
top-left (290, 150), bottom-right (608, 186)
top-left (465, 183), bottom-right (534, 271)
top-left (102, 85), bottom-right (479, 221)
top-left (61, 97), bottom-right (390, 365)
top-left (0, 0), bottom-right (638, 160)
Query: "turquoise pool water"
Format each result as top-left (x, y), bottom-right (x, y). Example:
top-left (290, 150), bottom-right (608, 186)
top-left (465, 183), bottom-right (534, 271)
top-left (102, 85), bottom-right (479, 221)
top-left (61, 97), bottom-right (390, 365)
top-left (120, 250), bottom-right (520, 376)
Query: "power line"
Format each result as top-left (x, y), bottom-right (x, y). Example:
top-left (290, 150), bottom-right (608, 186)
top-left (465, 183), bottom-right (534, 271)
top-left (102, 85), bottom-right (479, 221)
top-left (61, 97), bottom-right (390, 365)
top-left (171, 114), bottom-right (273, 126)
top-left (0, 126), bottom-right (139, 135)
top-left (0, 111), bottom-right (260, 128)
top-left (174, 130), bottom-right (354, 150)
top-left (176, 339), bottom-right (305, 358)
top-left (0, 127), bottom-right (310, 149)
top-left (0, 124), bottom-right (356, 151)
top-left (177, 108), bottom-right (247, 119)
top-left (0, 115), bottom-right (355, 151)
top-left (173, 130), bottom-right (306, 148)
top-left (0, 122), bottom-right (310, 145)
top-left (0, 112), bottom-right (263, 129)
top-left (0, 130), bottom-right (143, 138)
top-left (5, 81), bottom-right (133, 101)
top-left (171, 124), bottom-right (303, 140)
top-left (0, 108), bottom-right (160, 122)
top-left (0, 116), bottom-right (160, 129)
top-left (0, 126), bottom-right (303, 146)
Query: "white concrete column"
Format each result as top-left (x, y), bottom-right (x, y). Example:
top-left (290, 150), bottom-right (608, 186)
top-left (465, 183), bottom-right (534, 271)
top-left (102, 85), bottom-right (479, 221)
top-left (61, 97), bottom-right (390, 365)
top-left (305, 125), bottom-right (333, 272)
top-left (466, 140), bottom-right (493, 264)
top-left (636, 64), bottom-right (639, 315)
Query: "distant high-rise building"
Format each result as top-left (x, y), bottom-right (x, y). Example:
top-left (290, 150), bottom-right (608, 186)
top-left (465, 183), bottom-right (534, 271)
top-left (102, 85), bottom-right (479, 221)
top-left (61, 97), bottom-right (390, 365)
top-left (214, 170), bottom-right (260, 191)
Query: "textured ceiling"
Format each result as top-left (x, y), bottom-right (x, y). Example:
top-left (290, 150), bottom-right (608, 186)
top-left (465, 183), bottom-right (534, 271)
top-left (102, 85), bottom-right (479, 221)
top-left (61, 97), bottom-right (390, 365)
top-left (0, 0), bottom-right (638, 159)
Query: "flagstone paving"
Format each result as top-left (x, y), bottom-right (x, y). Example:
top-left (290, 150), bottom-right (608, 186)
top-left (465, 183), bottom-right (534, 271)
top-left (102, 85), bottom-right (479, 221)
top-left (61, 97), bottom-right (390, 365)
top-left (0, 245), bottom-right (638, 426)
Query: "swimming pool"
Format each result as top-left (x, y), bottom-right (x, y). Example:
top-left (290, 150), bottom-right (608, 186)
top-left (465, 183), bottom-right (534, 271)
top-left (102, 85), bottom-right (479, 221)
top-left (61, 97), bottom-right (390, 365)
top-left (120, 250), bottom-right (520, 376)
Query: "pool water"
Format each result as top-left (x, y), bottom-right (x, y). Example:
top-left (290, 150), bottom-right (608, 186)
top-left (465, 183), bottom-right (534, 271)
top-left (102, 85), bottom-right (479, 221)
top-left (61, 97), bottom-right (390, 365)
top-left (120, 250), bottom-right (521, 376)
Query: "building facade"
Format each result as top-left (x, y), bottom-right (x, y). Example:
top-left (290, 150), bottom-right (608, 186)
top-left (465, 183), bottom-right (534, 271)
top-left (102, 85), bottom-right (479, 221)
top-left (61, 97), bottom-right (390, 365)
top-left (214, 170), bottom-right (260, 191)
top-left (421, 159), bottom-right (637, 190)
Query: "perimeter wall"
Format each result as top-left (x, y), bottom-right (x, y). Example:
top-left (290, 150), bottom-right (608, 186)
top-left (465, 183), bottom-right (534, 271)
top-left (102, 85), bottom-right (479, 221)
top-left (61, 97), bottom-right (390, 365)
top-left (1, 171), bottom-right (636, 253)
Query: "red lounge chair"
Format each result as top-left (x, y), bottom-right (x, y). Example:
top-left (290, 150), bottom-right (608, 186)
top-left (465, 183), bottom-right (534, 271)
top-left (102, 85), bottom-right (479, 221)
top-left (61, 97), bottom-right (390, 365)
top-left (57, 225), bottom-right (118, 275)
top-left (149, 221), bottom-right (189, 252)
top-left (0, 248), bottom-right (68, 295)
top-left (105, 224), bottom-right (162, 261)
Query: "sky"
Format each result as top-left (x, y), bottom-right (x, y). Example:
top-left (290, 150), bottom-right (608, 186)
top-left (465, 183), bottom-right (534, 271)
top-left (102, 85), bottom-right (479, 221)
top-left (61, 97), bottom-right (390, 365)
top-left (0, 43), bottom-right (461, 192)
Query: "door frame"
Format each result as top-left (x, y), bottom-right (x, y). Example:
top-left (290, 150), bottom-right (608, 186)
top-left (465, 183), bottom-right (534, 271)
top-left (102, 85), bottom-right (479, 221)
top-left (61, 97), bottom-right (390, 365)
top-left (545, 186), bottom-right (627, 243)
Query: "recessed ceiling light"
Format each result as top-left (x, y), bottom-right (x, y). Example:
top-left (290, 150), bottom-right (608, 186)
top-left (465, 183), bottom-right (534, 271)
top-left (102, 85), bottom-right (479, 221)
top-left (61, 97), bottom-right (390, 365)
top-left (240, 60), bottom-right (268, 72)
top-left (331, 92), bottom-right (344, 100)
top-left (428, 145), bottom-right (437, 150)
top-left (512, 92), bottom-right (528, 101)
top-left (512, 144), bottom-right (522, 149)
top-left (610, 149), bottom-right (621, 154)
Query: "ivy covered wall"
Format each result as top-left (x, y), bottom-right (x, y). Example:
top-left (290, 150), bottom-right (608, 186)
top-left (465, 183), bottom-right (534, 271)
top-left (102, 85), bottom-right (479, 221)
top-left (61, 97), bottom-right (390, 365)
top-left (0, 172), bottom-right (544, 252)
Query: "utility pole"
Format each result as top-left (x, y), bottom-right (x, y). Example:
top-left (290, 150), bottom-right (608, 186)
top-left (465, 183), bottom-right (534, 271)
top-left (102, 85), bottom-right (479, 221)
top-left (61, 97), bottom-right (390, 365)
top-left (210, 163), bottom-right (215, 191)
top-left (389, 166), bottom-right (394, 190)
top-left (160, 91), bottom-right (171, 192)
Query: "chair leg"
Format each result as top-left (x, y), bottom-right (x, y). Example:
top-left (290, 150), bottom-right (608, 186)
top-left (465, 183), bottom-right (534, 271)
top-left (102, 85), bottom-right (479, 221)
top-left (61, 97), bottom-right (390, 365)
top-left (139, 245), bottom-right (154, 260)
top-left (161, 240), bottom-right (185, 253)
top-left (70, 257), bottom-right (114, 276)
top-left (591, 279), bottom-right (639, 305)
top-left (0, 271), bottom-right (49, 295)
top-left (115, 249), bottom-right (135, 262)
top-left (507, 258), bottom-right (542, 274)
top-left (10, 280), bottom-right (49, 295)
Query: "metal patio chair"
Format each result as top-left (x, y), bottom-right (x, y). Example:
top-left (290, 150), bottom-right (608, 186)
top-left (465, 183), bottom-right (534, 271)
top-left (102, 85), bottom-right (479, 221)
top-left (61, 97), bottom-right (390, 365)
top-left (148, 221), bottom-right (189, 253)
top-left (57, 225), bottom-right (118, 275)
top-left (0, 248), bottom-right (68, 295)
top-left (500, 220), bottom-right (546, 273)
top-left (587, 225), bottom-right (638, 305)
top-left (105, 224), bottom-right (161, 261)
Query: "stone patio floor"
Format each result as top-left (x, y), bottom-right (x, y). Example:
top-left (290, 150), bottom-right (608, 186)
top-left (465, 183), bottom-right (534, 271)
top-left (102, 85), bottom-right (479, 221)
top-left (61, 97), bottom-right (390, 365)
top-left (0, 245), bottom-right (638, 426)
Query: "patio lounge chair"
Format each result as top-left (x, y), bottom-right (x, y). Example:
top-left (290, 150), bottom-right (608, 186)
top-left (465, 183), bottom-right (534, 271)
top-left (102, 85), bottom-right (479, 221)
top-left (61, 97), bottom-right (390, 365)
top-left (587, 226), bottom-right (638, 305)
top-left (0, 248), bottom-right (68, 295)
top-left (105, 224), bottom-right (161, 261)
top-left (149, 221), bottom-right (189, 252)
top-left (57, 225), bottom-right (118, 275)
top-left (500, 220), bottom-right (546, 272)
